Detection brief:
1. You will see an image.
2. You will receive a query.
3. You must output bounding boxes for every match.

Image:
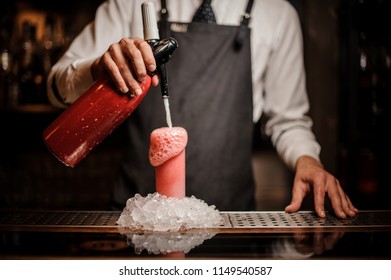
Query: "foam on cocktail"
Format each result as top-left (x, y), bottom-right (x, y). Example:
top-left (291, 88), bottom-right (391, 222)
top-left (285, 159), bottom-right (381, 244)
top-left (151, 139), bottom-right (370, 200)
top-left (149, 127), bottom-right (187, 167)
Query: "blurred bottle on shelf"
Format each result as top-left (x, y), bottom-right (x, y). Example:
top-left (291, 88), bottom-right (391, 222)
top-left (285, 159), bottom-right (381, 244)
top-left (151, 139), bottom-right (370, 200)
top-left (0, 2), bottom-right (81, 111)
top-left (355, 30), bottom-right (390, 199)
top-left (337, 0), bottom-right (391, 207)
top-left (0, 16), bottom-right (14, 109)
top-left (356, 31), bottom-right (378, 197)
top-left (6, 14), bottom-right (70, 110)
top-left (378, 34), bottom-right (391, 129)
top-left (357, 32), bottom-right (383, 134)
top-left (0, 30), bottom-right (10, 108)
top-left (11, 20), bottom-right (46, 106)
top-left (41, 14), bottom-right (65, 78)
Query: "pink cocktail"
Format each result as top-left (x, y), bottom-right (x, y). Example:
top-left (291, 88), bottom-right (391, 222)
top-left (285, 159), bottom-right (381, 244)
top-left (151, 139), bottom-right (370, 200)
top-left (149, 127), bottom-right (188, 198)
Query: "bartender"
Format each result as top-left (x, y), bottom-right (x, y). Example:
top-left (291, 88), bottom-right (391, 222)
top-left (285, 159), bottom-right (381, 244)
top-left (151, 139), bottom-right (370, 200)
top-left (47, 0), bottom-right (358, 218)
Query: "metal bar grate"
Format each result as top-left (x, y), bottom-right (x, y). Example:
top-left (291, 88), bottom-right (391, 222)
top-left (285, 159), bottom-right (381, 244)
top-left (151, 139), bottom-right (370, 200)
top-left (0, 211), bottom-right (119, 227)
top-left (222, 211), bottom-right (391, 228)
top-left (1, 210), bottom-right (391, 230)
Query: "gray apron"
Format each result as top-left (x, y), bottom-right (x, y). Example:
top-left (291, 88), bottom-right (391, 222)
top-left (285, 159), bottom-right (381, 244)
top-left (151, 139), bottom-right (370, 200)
top-left (113, 0), bottom-right (255, 211)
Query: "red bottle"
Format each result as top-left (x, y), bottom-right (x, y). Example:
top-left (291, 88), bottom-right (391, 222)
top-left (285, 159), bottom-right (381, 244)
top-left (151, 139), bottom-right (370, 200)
top-left (43, 2), bottom-right (177, 168)
top-left (42, 77), bottom-right (151, 167)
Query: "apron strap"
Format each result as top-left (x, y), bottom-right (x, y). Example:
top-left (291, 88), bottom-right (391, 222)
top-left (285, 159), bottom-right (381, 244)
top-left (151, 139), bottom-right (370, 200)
top-left (160, 0), bottom-right (169, 21)
top-left (234, 0), bottom-right (255, 50)
top-left (159, 0), bottom-right (255, 50)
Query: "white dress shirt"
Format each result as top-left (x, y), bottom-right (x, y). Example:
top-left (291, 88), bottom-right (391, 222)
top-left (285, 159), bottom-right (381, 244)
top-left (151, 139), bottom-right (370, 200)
top-left (47, 0), bottom-right (321, 169)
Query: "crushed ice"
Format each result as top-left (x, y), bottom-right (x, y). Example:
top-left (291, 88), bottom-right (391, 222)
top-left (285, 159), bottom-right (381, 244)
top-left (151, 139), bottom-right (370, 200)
top-left (116, 192), bottom-right (223, 231)
top-left (121, 232), bottom-right (216, 255)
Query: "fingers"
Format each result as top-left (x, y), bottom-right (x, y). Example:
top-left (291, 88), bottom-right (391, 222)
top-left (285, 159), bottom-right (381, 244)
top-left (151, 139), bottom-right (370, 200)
top-left (345, 194), bottom-right (359, 214)
top-left (285, 181), bottom-right (308, 214)
top-left (289, 157), bottom-right (358, 219)
top-left (318, 175), bottom-right (358, 219)
top-left (312, 176), bottom-right (326, 218)
top-left (324, 177), bottom-right (346, 218)
top-left (100, 37), bottom-right (157, 96)
top-left (101, 45), bottom-right (132, 94)
top-left (151, 73), bottom-right (160, 87)
top-left (120, 38), bottom-right (154, 81)
top-left (335, 180), bottom-right (359, 217)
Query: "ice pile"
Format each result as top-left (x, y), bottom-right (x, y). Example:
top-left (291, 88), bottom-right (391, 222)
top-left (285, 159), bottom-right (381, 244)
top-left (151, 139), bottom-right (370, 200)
top-left (122, 232), bottom-right (216, 255)
top-left (116, 192), bottom-right (223, 231)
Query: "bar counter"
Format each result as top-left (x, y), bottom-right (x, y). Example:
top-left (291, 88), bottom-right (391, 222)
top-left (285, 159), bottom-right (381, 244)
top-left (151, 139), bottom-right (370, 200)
top-left (1, 210), bottom-right (391, 259)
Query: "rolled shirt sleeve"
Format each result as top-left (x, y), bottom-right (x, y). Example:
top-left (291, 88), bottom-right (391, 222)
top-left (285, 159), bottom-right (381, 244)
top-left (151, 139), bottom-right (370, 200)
top-left (260, 2), bottom-right (321, 169)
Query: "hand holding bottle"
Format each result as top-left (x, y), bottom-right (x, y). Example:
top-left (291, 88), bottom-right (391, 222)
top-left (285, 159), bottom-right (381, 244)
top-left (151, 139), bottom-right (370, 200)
top-left (90, 37), bottom-right (160, 96)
